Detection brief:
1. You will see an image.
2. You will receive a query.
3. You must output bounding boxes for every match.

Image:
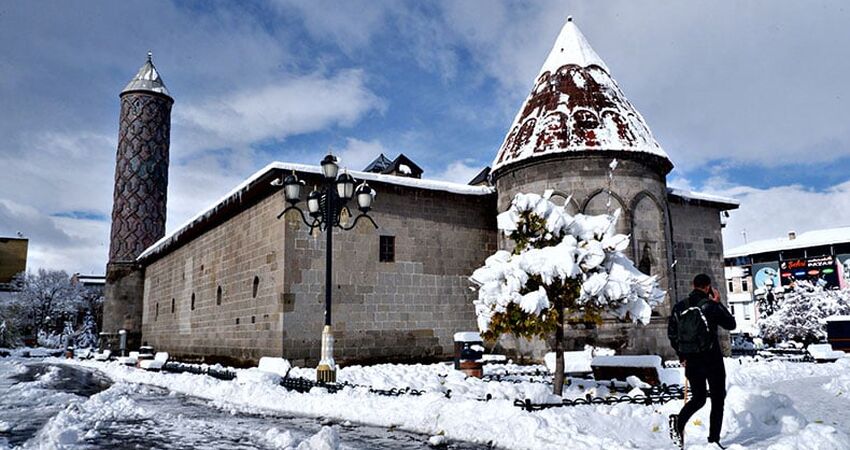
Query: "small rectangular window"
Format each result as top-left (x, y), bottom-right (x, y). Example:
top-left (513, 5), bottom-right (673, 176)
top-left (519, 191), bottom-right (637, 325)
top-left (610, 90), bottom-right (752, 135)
top-left (379, 235), bottom-right (395, 263)
top-left (742, 280), bottom-right (748, 292)
top-left (728, 281), bottom-right (734, 292)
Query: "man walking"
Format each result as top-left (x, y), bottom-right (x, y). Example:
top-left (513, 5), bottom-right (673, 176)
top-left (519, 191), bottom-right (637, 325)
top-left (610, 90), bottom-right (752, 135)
top-left (668, 274), bottom-right (736, 448)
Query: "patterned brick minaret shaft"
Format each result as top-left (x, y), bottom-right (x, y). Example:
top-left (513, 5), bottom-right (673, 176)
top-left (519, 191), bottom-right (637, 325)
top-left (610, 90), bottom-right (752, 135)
top-left (103, 53), bottom-right (173, 347)
top-left (108, 92), bottom-right (172, 261)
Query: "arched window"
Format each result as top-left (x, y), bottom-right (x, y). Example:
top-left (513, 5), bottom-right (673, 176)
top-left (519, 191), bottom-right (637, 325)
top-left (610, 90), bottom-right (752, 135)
top-left (191, 293), bottom-right (196, 310)
top-left (582, 191), bottom-right (629, 235)
top-left (252, 276), bottom-right (260, 298)
top-left (216, 286), bottom-right (222, 306)
top-left (638, 242), bottom-right (654, 275)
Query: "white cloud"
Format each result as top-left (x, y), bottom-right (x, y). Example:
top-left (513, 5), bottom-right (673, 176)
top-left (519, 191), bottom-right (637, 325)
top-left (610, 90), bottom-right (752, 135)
top-left (336, 138), bottom-right (388, 172)
top-left (431, 159), bottom-right (485, 185)
top-left (176, 70), bottom-right (384, 153)
top-left (272, 0), bottom-right (394, 51)
top-left (0, 132), bottom-right (115, 215)
top-left (706, 180), bottom-right (850, 251)
top-left (0, 199), bottom-right (108, 274)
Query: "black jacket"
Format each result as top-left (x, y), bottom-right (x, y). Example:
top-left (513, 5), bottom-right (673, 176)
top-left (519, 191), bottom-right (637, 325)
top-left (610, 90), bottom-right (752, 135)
top-left (667, 289), bottom-right (737, 359)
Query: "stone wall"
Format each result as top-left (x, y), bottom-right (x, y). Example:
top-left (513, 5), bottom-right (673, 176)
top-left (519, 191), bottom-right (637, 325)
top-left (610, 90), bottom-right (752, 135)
top-left (281, 177), bottom-right (497, 366)
top-left (493, 152), bottom-right (675, 358)
top-left (141, 193), bottom-right (287, 364)
top-left (668, 198), bottom-right (732, 355)
top-left (141, 175), bottom-right (497, 366)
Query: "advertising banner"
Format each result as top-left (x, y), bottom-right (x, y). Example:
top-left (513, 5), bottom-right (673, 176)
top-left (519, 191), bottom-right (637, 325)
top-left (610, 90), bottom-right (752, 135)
top-left (752, 262), bottom-right (780, 292)
top-left (838, 254), bottom-right (850, 289)
top-left (780, 255), bottom-right (841, 288)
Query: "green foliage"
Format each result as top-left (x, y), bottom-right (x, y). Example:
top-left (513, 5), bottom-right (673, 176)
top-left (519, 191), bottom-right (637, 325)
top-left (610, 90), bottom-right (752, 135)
top-left (508, 210), bottom-right (560, 253)
top-left (487, 204), bottom-right (596, 341)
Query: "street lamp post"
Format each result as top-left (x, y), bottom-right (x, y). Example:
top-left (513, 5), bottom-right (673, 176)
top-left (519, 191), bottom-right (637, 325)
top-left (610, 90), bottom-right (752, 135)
top-left (272, 154), bottom-right (377, 382)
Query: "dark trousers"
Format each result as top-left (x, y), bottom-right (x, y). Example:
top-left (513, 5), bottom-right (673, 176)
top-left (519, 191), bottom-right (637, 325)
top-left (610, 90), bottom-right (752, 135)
top-left (677, 354), bottom-right (726, 442)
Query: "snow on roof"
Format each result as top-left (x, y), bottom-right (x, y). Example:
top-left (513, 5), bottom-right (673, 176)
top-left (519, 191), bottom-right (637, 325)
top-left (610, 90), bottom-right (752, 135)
top-left (492, 17), bottom-right (670, 173)
top-left (725, 226), bottom-right (850, 258)
top-left (826, 315), bottom-right (850, 323)
top-left (138, 161), bottom-right (494, 262)
top-left (666, 187), bottom-right (740, 207)
top-left (725, 266), bottom-right (745, 279)
top-left (539, 17), bottom-right (609, 76)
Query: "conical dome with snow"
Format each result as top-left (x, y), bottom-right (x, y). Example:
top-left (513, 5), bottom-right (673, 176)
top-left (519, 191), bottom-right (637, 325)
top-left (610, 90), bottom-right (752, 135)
top-left (492, 18), bottom-right (670, 172)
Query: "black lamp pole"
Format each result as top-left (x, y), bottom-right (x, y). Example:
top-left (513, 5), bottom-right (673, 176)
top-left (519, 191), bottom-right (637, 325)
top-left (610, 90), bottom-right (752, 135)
top-left (273, 154), bottom-right (377, 382)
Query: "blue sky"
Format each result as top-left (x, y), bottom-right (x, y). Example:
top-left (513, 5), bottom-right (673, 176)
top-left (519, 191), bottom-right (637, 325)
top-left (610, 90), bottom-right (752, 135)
top-left (1, 0), bottom-right (850, 273)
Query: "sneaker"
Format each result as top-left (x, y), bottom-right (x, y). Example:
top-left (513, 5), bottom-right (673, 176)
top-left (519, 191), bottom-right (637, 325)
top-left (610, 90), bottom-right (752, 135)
top-left (668, 414), bottom-right (683, 448)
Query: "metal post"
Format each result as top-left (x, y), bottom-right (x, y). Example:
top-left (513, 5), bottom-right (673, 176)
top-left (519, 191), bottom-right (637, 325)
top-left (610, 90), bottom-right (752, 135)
top-left (317, 184), bottom-right (336, 382)
top-left (325, 187), bottom-right (333, 327)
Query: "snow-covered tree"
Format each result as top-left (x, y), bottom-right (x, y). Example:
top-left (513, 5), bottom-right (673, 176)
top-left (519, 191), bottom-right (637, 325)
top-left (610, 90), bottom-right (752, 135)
top-left (760, 282), bottom-right (850, 345)
top-left (0, 319), bottom-right (19, 348)
top-left (0, 297), bottom-right (21, 348)
top-left (75, 312), bottom-right (99, 349)
top-left (470, 192), bottom-right (664, 394)
top-left (9, 269), bottom-right (86, 336)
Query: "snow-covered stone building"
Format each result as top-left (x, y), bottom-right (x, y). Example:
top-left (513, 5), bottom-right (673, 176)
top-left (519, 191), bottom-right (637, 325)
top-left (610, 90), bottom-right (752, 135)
top-left (724, 226), bottom-right (850, 335)
top-left (103, 18), bottom-right (738, 365)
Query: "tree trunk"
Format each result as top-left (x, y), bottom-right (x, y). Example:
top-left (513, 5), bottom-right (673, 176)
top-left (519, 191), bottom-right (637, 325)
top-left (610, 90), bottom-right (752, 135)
top-left (552, 302), bottom-right (565, 395)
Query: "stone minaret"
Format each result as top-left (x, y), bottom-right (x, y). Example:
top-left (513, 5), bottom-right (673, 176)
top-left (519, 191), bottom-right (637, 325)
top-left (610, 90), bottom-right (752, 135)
top-left (102, 52), bottom-right (173, 349)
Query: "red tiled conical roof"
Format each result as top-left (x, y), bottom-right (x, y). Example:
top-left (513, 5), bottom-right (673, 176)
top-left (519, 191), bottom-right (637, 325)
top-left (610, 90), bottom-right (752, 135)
top-left (492, 18), bottom-right (670, 172)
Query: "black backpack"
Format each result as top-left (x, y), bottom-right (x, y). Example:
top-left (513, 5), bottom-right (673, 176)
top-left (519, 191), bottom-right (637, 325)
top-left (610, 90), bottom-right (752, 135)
top-left (676, 298), bottom-right (714, 354)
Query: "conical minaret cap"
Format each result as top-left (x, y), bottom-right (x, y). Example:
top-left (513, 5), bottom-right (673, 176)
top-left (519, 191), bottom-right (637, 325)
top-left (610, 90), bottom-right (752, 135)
top-left (121, 51), bottom-right (171, 97)
top-left (492, 17), bottom-right (670, 173)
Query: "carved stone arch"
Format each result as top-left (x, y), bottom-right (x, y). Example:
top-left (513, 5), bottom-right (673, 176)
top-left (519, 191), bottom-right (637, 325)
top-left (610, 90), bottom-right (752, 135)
top-left (548, 193), bottom-right (581, 216)
top-left (580, 188), bottom-right (629, 235)
top-left (628, 190), bottom-right (667, 222)
top-left (629, 190), bottom-right (669, 292)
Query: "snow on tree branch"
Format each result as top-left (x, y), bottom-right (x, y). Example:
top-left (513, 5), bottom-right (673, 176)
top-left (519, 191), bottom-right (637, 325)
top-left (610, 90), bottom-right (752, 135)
top-left (470, 192), bottom-right (664, 335)
top-left (760, 281), bottom-right (850, 345)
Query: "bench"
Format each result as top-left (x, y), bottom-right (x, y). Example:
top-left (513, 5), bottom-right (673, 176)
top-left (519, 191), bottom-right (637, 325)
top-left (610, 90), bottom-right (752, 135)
top-left (807, 344), bottom-right (845, 363)
top-left (93, 349), bottom-right (111, 361)
top-left (591, 355), bottom-right (665, 386)
top-left (117, 351), bottom-right (139, 366)
top-left (139, 352), bottom-right (169, 371)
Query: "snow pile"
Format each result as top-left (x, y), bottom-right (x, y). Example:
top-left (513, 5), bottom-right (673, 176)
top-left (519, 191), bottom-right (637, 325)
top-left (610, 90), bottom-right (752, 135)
top-left (822, 372), bottom-right (850, 399)
top-left (543, 345), bottom-right (615, 374)
top-left (258, 357), bottom-right (292, 377)
top-left (261, 426), bottom-right (339, 450)
top-left (50, 357), bottom-right (850, 449)
top-left (760, 282), bottom-right (850, 344)
top-left (726, 356), bottom-right (850, 387)
top-left (29, 383), bottom-right (153, 449)
top-left (678, 386), bottom-right (850, 449)
top-left (293, 426), bottom-right (339, 450)
top-left (291, 362), bottom-right (564, 402)
top-left (471, 192), bottom-right (664, 333)
top-left (237, 367), bottom-right (282, 385)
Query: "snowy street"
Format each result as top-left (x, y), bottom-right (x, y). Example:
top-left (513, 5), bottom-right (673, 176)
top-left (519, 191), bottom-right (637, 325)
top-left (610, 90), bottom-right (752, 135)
top-left (2, 356), bottom-right (849, 449)
top-left (0, 359), bottom-right (487, 449)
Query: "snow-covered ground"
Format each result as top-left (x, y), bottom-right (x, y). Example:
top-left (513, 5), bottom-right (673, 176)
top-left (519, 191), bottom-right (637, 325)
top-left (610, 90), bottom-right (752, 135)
top-left (2, 356), bottom-right (845, 449)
